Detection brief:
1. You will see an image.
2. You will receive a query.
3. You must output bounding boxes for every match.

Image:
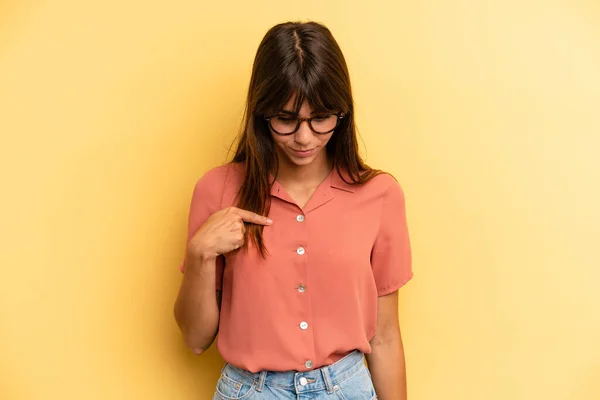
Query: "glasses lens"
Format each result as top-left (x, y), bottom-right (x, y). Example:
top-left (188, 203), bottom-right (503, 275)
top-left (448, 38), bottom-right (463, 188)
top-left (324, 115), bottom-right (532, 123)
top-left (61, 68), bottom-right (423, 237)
top-left (310, 114), bottom-right (338, 133)
top-left (270, 114), bottom-right (339, 134)
top-left (270, 116), bottom-right (298, 134)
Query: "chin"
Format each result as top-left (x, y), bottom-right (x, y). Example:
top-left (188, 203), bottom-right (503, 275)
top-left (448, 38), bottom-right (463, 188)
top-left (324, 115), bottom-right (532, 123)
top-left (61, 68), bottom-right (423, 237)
top-left (294, 156), bottom-right (316, 165)
top-left (277, 146), bottom-right (325, 168)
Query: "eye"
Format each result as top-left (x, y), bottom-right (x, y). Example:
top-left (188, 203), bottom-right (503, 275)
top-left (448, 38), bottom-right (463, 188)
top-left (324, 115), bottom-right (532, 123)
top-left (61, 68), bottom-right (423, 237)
top-left (277, 117), bottom-right (296, 122)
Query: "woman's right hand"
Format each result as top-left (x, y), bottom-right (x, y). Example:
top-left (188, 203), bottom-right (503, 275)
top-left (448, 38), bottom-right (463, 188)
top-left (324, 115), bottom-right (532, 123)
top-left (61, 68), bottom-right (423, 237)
top-left (187, 207), bottom-right (273, 261)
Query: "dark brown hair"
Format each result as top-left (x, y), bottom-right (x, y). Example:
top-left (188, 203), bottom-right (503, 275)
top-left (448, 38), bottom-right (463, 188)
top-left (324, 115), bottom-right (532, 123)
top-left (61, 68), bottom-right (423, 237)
top-left (231, 21), bottom-right (382, 256)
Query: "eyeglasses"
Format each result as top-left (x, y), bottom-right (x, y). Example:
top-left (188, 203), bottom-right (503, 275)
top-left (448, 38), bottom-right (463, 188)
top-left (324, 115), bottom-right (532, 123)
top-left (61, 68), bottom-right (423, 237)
top-left (264, 112), bottom-right (345, 135)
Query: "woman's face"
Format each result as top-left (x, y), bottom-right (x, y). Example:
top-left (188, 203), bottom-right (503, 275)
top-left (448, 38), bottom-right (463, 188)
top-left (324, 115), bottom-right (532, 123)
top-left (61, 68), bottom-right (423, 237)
top-left (269, 98), bottom-right (334, 169)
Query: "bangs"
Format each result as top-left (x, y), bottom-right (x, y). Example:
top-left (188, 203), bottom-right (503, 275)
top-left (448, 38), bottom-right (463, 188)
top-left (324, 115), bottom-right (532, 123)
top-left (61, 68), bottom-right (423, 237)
top-left (260, 71), bottom-right (345, 116)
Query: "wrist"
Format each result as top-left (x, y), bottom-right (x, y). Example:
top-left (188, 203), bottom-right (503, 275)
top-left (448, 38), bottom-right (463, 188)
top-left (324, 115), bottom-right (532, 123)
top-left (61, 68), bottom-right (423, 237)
top-left (186, 236), bottom-right (214, 258)
top-left (185, 252), bottom-right (217, 277)
top-left (187, 251), bottom-right (217, 265)
top-left (187, 243), bottom-right (217, 263)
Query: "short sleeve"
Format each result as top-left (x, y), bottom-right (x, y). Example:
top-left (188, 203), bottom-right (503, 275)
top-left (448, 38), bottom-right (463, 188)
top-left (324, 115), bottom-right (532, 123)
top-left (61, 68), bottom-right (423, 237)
top-left (179, 170), bottom-right (225, 291)
top-left (370, 178), bottom-right (413, 296)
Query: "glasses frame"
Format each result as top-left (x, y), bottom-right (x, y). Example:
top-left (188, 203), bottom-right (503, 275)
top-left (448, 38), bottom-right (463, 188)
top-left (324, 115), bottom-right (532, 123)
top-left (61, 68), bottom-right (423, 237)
top-left (264, 112), bottom-right (345, 136)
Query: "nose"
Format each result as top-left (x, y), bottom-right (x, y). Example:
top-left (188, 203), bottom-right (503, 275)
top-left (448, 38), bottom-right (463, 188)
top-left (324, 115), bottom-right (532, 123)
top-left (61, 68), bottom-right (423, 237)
top-left (294, 120), bottom-right (313, 146)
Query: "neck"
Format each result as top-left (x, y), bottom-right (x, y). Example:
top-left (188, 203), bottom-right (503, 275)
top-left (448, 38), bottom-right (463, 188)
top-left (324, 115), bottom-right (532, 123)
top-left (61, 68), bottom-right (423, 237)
top-left (274, 151), bottom-right (333, 188)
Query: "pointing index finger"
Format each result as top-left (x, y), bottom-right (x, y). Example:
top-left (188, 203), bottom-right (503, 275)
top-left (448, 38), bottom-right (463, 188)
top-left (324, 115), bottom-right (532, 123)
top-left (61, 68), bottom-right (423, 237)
top-left (233, 208), bottom-right (273, 226)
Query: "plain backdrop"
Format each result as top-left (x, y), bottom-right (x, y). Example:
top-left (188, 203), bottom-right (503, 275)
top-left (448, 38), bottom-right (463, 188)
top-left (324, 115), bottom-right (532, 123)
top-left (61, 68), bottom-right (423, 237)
top-left (1, 1), bottom-right (599, 399)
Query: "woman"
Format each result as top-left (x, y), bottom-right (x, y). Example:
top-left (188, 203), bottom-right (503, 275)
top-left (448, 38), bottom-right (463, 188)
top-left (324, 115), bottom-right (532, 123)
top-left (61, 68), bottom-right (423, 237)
top-left (174, 21), bottom-right (412, 400)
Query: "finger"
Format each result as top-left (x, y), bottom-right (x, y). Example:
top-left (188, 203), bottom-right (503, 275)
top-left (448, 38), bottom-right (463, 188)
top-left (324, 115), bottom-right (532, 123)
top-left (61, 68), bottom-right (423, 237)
top-left (232, 208), bottom-right (273, 225)
top-left (231, 236), bottom-right (244, 252)
top-left (230, 221), bottom-right (244, 232)
top-left (236, 233), bottom-right (245, 244)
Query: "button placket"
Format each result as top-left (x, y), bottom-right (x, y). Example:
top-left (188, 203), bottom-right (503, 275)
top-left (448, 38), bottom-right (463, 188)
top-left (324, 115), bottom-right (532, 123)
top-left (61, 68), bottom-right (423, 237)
top-left (293, 208), bottom-right (313, 373)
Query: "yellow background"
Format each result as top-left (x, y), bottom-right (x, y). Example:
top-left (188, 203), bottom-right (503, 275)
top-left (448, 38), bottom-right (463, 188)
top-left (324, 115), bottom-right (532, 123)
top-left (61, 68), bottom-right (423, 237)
top-left (1, 0), bottom-right (599, 399)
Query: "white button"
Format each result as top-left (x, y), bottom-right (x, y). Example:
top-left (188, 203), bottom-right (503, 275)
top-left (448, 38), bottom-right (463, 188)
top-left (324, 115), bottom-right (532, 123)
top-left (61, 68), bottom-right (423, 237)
top-left (296, 214), bottom-right (305, 222)
top-left (299, 377), bottom-right (308, 386)
top-left (298, 284), bottom-right (306, 293)
top-left (305, 360), bottom-right (313, 369)
top-left (300, 321), bottom-right (308, 330)
top-left (297, 247), bottom-right (305, 255)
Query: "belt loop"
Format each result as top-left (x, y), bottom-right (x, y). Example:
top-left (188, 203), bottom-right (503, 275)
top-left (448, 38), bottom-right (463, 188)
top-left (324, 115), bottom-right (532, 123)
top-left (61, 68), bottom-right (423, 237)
top-left (320, 365), bottom-right (335, 394)
top-left (255, 370), bottom-right (267, 392)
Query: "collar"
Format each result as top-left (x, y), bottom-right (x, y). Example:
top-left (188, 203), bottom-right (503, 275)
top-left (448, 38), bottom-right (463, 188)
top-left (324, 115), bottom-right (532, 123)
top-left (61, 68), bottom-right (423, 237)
top-left (329, 167), bottom-right (357, 193)
top-left (269, 167), bottom-right (356, 212)
top-left (269, 167), bottom-right (357, 197)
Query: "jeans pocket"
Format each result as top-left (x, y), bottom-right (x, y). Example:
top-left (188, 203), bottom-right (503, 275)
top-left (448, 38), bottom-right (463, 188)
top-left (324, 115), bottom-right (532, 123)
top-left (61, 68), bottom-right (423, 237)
top-left (213, 365), bottom-right (257, 400)
top-left (334, 365), bottom-right (377, 400)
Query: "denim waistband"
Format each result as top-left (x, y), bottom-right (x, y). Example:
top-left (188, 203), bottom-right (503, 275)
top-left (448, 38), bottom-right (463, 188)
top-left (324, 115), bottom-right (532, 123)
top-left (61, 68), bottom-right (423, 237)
top-left (222, 350), bottom-right (366, 394)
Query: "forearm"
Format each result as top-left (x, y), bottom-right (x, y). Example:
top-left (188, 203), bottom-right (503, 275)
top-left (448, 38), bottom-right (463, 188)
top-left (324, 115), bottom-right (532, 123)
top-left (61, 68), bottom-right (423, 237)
top-left (365, 336), bottom-right (407, 400)
top-left (173, 254), bottom-right (220, 354)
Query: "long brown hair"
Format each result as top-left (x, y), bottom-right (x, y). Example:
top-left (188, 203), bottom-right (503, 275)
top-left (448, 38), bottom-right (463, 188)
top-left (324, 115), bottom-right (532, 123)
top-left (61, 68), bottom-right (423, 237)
top-left (231, 21), bottom-right (382, 256)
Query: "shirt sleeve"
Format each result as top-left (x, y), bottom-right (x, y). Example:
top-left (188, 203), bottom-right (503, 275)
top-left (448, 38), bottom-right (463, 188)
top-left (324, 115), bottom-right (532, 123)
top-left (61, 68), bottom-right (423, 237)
top-left (370, 178), bottom-right (413, 296)
top-left (179, 170), bottom-right (225, 291)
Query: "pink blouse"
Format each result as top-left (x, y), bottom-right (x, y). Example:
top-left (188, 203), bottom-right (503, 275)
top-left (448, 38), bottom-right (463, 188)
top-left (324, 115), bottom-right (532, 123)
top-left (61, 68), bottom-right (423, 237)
top-left (180, 163), bottom-right (412, 373)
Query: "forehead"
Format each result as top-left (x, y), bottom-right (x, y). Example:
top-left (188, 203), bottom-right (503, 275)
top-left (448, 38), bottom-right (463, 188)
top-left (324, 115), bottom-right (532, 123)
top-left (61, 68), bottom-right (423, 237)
top-left (282, 97), bottom-right (312, 112)
top-left (279, 93), bottom-right (331, 115)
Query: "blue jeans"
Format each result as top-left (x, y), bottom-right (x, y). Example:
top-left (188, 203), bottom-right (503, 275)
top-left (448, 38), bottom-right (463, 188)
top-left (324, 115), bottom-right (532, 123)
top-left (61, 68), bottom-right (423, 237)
top-left (212, 350), bottom-right (377, 399)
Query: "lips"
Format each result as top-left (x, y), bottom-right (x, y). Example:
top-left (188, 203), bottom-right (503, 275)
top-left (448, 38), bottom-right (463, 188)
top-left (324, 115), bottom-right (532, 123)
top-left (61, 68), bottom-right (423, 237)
top-left (291, 148), bottom-right (315, 158)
